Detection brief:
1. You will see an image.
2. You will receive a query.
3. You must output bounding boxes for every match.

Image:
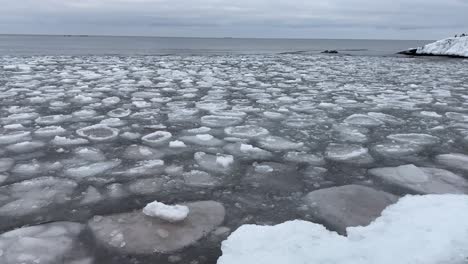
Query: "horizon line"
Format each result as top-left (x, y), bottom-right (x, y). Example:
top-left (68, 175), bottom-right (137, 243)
top-left (0, 33), bottom-right (434, 42)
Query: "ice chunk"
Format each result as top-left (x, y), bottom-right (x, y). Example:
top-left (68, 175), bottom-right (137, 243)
top-left (283, 151), bottom-right (325, 165)
top-left (218, 195), bottom-right (468, 264)
top-left (107, 108), bottom-right (131, 118)
top-left (35, 114), bottom-right (71, 125)
top-left (143, 201), bottom-right (189, 223)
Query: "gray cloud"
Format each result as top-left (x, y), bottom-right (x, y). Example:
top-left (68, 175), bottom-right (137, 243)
top-left (0, 0), bottom-right (467, 39)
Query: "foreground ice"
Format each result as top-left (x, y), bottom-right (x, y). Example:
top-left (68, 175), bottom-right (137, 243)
top-left (218, 194), bottom-right (468, 264)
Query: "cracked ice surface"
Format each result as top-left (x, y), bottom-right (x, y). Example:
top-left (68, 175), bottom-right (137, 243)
top-left (0, 54), bottom-right (468, 263)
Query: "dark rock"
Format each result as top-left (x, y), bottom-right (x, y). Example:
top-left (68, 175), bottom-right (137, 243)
top-left (321, 50), bottom-right (339, 54)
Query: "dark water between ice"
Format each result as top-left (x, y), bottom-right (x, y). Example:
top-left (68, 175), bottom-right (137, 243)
top-left (0, 34), bottom-right (431, 56)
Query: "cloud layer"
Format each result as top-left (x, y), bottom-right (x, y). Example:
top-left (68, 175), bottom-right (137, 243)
top-left (1, 0), bottom-right (467, 39)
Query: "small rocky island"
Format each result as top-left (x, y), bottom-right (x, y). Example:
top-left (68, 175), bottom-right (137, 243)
top-left (399, 35), bottom-right (468, 58)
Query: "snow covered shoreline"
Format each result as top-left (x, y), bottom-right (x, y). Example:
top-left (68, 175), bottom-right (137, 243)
top-left (399, 36), bottom-right (468, 58)
top-left (218, 194), bottom-right (468, 264)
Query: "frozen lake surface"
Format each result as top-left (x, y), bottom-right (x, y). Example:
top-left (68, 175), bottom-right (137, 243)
top-left (0, 53), bottom-right (468, 263)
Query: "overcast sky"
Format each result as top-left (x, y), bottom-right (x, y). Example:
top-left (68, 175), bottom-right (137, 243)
top-left (1, 0), bottom-right (467, 39)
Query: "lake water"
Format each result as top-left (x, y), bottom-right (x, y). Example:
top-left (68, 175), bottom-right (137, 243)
top-left (0, 34), bottom-right (431, 56)
top-left (0, 35), bottom-right (467, 264)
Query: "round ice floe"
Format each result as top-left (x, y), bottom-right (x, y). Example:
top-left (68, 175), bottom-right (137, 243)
top-left (386, 133), bottom-right (439, 146)
top-left (2, 112), bottom-right (39, 124)
top-left (436, 153), bottom-right (468, 172)
top-left (100, 118), bottom-right (126, 127)
top-left (196, 100), bottom-right (228, 111)
top-left (0, 158), bottom-right (14, 173)
top-left (121, 132), bottom-right (141, 140)
top-left (332, 124), bottom-right (368, 143)
top-left (76, 124), bottom-right (119, 142)
top-left (225, 125), bottom-right (269, 138)
top-left (141, 131), bottom-right (172, 147)
top-left (6, 141), bottom-right (45, 153)
top-left (169, 140), bottom-right (186, 148)
top-left (223, 143), bottom-right (273, 160)
top-left (372, 143), bottom-right (424, 158)
top-left (263, 111), bottom-right (285, 120)
top-left (209, 109), bottom-right (247, 117)
top-left (116, 160), bottom-right (165, 177)
top-left (143, 201), bottom-right (189, 223)
top-left (35, 114), bottom-right (71, 125)
top-left (34, 126), bottom-right (67, 137)
top-left (446, 112), bottom-right (468, 122)
top-left (201, 115), bottom-right (244, 128)
top-left (369, 164), bottom-right (468, 194)
top-left (102, 96), bottom-right (121, 105)
top-left (194, 152), bottom-right (234, 174)
top-left (11, 161), bottom-right (42, 176)
top-left (301, 185), bottom-right (397, 235)
top-left (257, 136), bottom-right (304, 151)
top-left (72, 109), bottom-right (98, 121)
top-left (0, 222), bottom-right (91, 264)
top-left (0, 131), bottom-right (31, 145)
top-left (73, 147), bottom-right (106, 161)
top-left (108, 108), bottom-right (131, 118)
top-left (344, 114), bottom-right (384, 127)
top-left (284, 152), bottom-right (325, 166)
top-left (51, 136), bottom-right (89, 146)
top-left (180, 134), bottom-right (224, 147)
top-left (0, 177), bottom-right (77, 217)
top-left (64, 160), bottom-right (121, 179)
top-left (122, 145), bottom-right (164, 160)
top-left (3, 124), bottom-right (26, 130)
top-left (243, 162), bottom-right (302, 192)
top-left (183, 170), bottom-right (220, 187)
top-left (325, 143), bottom-right (374, 164)
top-left (367, 112), bottom-right (405, 125)
top-left (88, 201), bottom-right (225, 254)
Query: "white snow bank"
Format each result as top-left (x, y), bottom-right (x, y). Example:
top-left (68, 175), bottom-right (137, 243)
top-left (142, 201), bottom-right (189, 223)
top-left (416, 36), bottom-right (468, 57)
top-left (218, 194), bottom-right (468, 264)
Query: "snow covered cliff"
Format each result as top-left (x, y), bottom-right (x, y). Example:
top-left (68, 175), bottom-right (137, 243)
top-left (400, 36), bottom-right (468, 57)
